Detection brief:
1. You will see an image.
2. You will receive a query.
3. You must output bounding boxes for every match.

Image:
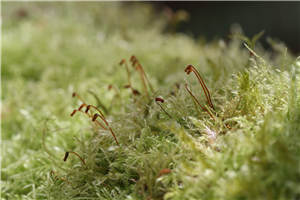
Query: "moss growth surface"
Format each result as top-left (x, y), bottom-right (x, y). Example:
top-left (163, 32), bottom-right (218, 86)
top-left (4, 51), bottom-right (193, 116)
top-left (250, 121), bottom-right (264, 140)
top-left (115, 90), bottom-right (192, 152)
top-left (2, 2), bottom-right (300, 200)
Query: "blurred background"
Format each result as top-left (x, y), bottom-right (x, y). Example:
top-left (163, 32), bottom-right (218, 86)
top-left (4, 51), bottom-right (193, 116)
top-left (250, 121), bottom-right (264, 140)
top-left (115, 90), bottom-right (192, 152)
top-left (152, 1), bottom-right (300, 54)
top-left (4, 2), bottom-right (299, 54)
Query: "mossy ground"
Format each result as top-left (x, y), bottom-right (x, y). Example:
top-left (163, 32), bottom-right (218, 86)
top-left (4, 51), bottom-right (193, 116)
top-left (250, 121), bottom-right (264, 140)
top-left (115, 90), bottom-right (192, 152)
top-left (2, 2), bottom-right (300, 200)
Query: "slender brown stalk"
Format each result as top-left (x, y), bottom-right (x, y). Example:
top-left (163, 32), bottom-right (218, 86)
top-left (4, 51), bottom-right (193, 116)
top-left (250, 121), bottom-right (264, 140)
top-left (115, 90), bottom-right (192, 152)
top-left (136, 64), bottom-right (150, 97)
top-left (155, 97), bottom-right (172, 118)
top-left (130, 55), bottom-right (154, 96)
top-left (71, 94), bottom-right (118, 143)
top-left (108, 84), bottom-right (121, 98)
top-left (120, 58), bottom-right (141, 96)
top-left (71, 92), bottom-right (108, 128)
top-left (50, 170), bottom-right (71, 184)
top-left (92, 113), bottom-right (119, 146)
top-left (63, 151), bottom-right (86, 165)
top-left (86, 105), bottom-right (119, 146)
top-left (70, 151), bottom-right (86, 165)
top-left (140, 65), bottom-right (154, 93)
top-left (120, 59), bottom-right (132, 89)
top-left (85, 105), bottom-right (106, 121)
top-left (72, 92), bottom-right (86, 104)
top-left (184, 65), bottom-right (214, 110)
top-left (185, 84), bottom-right (215, 120)
top-left (71, 106), bottom-right (108, 130)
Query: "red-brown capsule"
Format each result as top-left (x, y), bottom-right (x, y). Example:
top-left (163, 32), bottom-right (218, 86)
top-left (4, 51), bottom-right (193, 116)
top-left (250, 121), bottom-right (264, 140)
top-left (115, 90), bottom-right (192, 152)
top-left (130, 55), bottom-right (136, 62)
top-left (119, 59), bottom-right (126, 65)
top-left (184, 65), bottom-right (193, 74)
top-left (78, 103), bottom-right (86, 111)
top-left (85, 105), bottom-right (91, 113)
top-left (132, 89), bottom-right (140, 96)
top-left (63, 152), bottom-right (69, 161)
top-left (92, 113), bottom-right (99, 121)
top-left (155, 97), bottom-right (165, 103)
top-left (158, 168), bottom-right (171, 177)
top-left (70, 109), bottom-right (77, 117)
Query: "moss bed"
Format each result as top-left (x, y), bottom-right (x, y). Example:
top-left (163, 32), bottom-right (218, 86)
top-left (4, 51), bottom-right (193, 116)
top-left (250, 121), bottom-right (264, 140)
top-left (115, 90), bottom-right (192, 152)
top-left (2, 2), bottom-right (300, 200)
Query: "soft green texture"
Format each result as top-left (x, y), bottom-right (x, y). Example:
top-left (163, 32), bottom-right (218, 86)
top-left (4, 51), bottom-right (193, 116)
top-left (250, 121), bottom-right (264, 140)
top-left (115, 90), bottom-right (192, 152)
top-left (2, 2), bottom-right (300, 200)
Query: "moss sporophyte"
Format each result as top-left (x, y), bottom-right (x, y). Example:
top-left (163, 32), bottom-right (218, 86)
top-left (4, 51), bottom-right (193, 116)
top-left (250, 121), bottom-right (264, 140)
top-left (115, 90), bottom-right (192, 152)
top-left (63, 151), bottom-right (86, 165)
top-left (120, 57), bottom-right (147, 97)
top-left (5, 3), bottom-right (298, 199)
top-left (71, 93), bottom-right (119, 145)
top-left (155, 97), bottom-right (172, 119)
top-left (64, 56), bottom-right (218, 191)
top-left (184, 65), bottom-right (215, 120)
top-left (69, 57), bottom-right (216, 152)
top-left (184, 65), bottom-right (214, 110)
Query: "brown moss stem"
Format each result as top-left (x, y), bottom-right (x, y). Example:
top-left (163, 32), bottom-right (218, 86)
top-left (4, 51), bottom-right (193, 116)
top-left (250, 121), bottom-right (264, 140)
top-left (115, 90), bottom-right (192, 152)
top-left (185, 65), bottom-right (214, 110)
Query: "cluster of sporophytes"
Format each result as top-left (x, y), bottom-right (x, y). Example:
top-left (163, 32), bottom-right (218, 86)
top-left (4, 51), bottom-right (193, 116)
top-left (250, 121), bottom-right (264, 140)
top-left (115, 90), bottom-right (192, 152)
top-left (2, 2), bottom-right (300, 200)
top-left (47, 48), bottom-right (299, 200)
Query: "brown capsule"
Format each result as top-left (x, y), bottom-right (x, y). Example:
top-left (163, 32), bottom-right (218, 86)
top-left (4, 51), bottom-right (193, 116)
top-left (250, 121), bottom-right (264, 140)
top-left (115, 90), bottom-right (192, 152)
top-left (78, 104), bottom-right (86, 111)
top-left (108, 84), bottom-right (113, 90)
top-left (85, 105), bottom-right (91, 113)
top-left (63, 152), bottom-right (69, 162)
top-left (119, 59), bottom-right (126, 65)
top-left (155, 97), bottom-right (165, 103)
top-left (158, 168), bottom-right (171, 177)
top-left (184, 65), bottom-right (193, 74)
top-left (130, 55), bottom-right (136, 62)
top-left (92, 113), bottom-right (100, 121)
top-left (72, 92), bottom-right (77, 98)
top-left (70, 110), bottom-right (77, 117)
top-left (132, 89), bottom-right (140, 96)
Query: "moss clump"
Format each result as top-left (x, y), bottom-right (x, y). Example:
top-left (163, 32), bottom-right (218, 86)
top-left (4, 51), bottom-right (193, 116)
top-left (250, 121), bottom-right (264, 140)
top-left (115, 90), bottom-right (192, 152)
top-left (2, 2), bottom-right (300, 200)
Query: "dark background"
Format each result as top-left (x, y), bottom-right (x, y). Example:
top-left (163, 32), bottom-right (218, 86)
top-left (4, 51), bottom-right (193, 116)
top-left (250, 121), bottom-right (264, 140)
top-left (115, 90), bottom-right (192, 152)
top-left (152, 2), bottom-right (300, 54)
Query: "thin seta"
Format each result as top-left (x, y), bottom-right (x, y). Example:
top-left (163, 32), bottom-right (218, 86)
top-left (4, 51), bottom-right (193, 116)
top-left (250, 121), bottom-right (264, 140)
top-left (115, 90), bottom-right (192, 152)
top-left (71, 92), bottom-right (119, 146)
top-left (184, 65), bottom-right (215, 120)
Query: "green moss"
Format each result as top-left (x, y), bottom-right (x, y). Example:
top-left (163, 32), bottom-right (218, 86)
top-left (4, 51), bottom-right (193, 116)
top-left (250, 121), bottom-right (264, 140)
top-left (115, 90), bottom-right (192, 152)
top-left (2, 2), bottom-right (300, 200)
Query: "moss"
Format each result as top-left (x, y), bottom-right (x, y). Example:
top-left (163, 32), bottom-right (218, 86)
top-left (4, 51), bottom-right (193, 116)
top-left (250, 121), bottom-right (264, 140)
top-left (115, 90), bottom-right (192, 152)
top-left (2, 2), bottom-right (300, 200)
